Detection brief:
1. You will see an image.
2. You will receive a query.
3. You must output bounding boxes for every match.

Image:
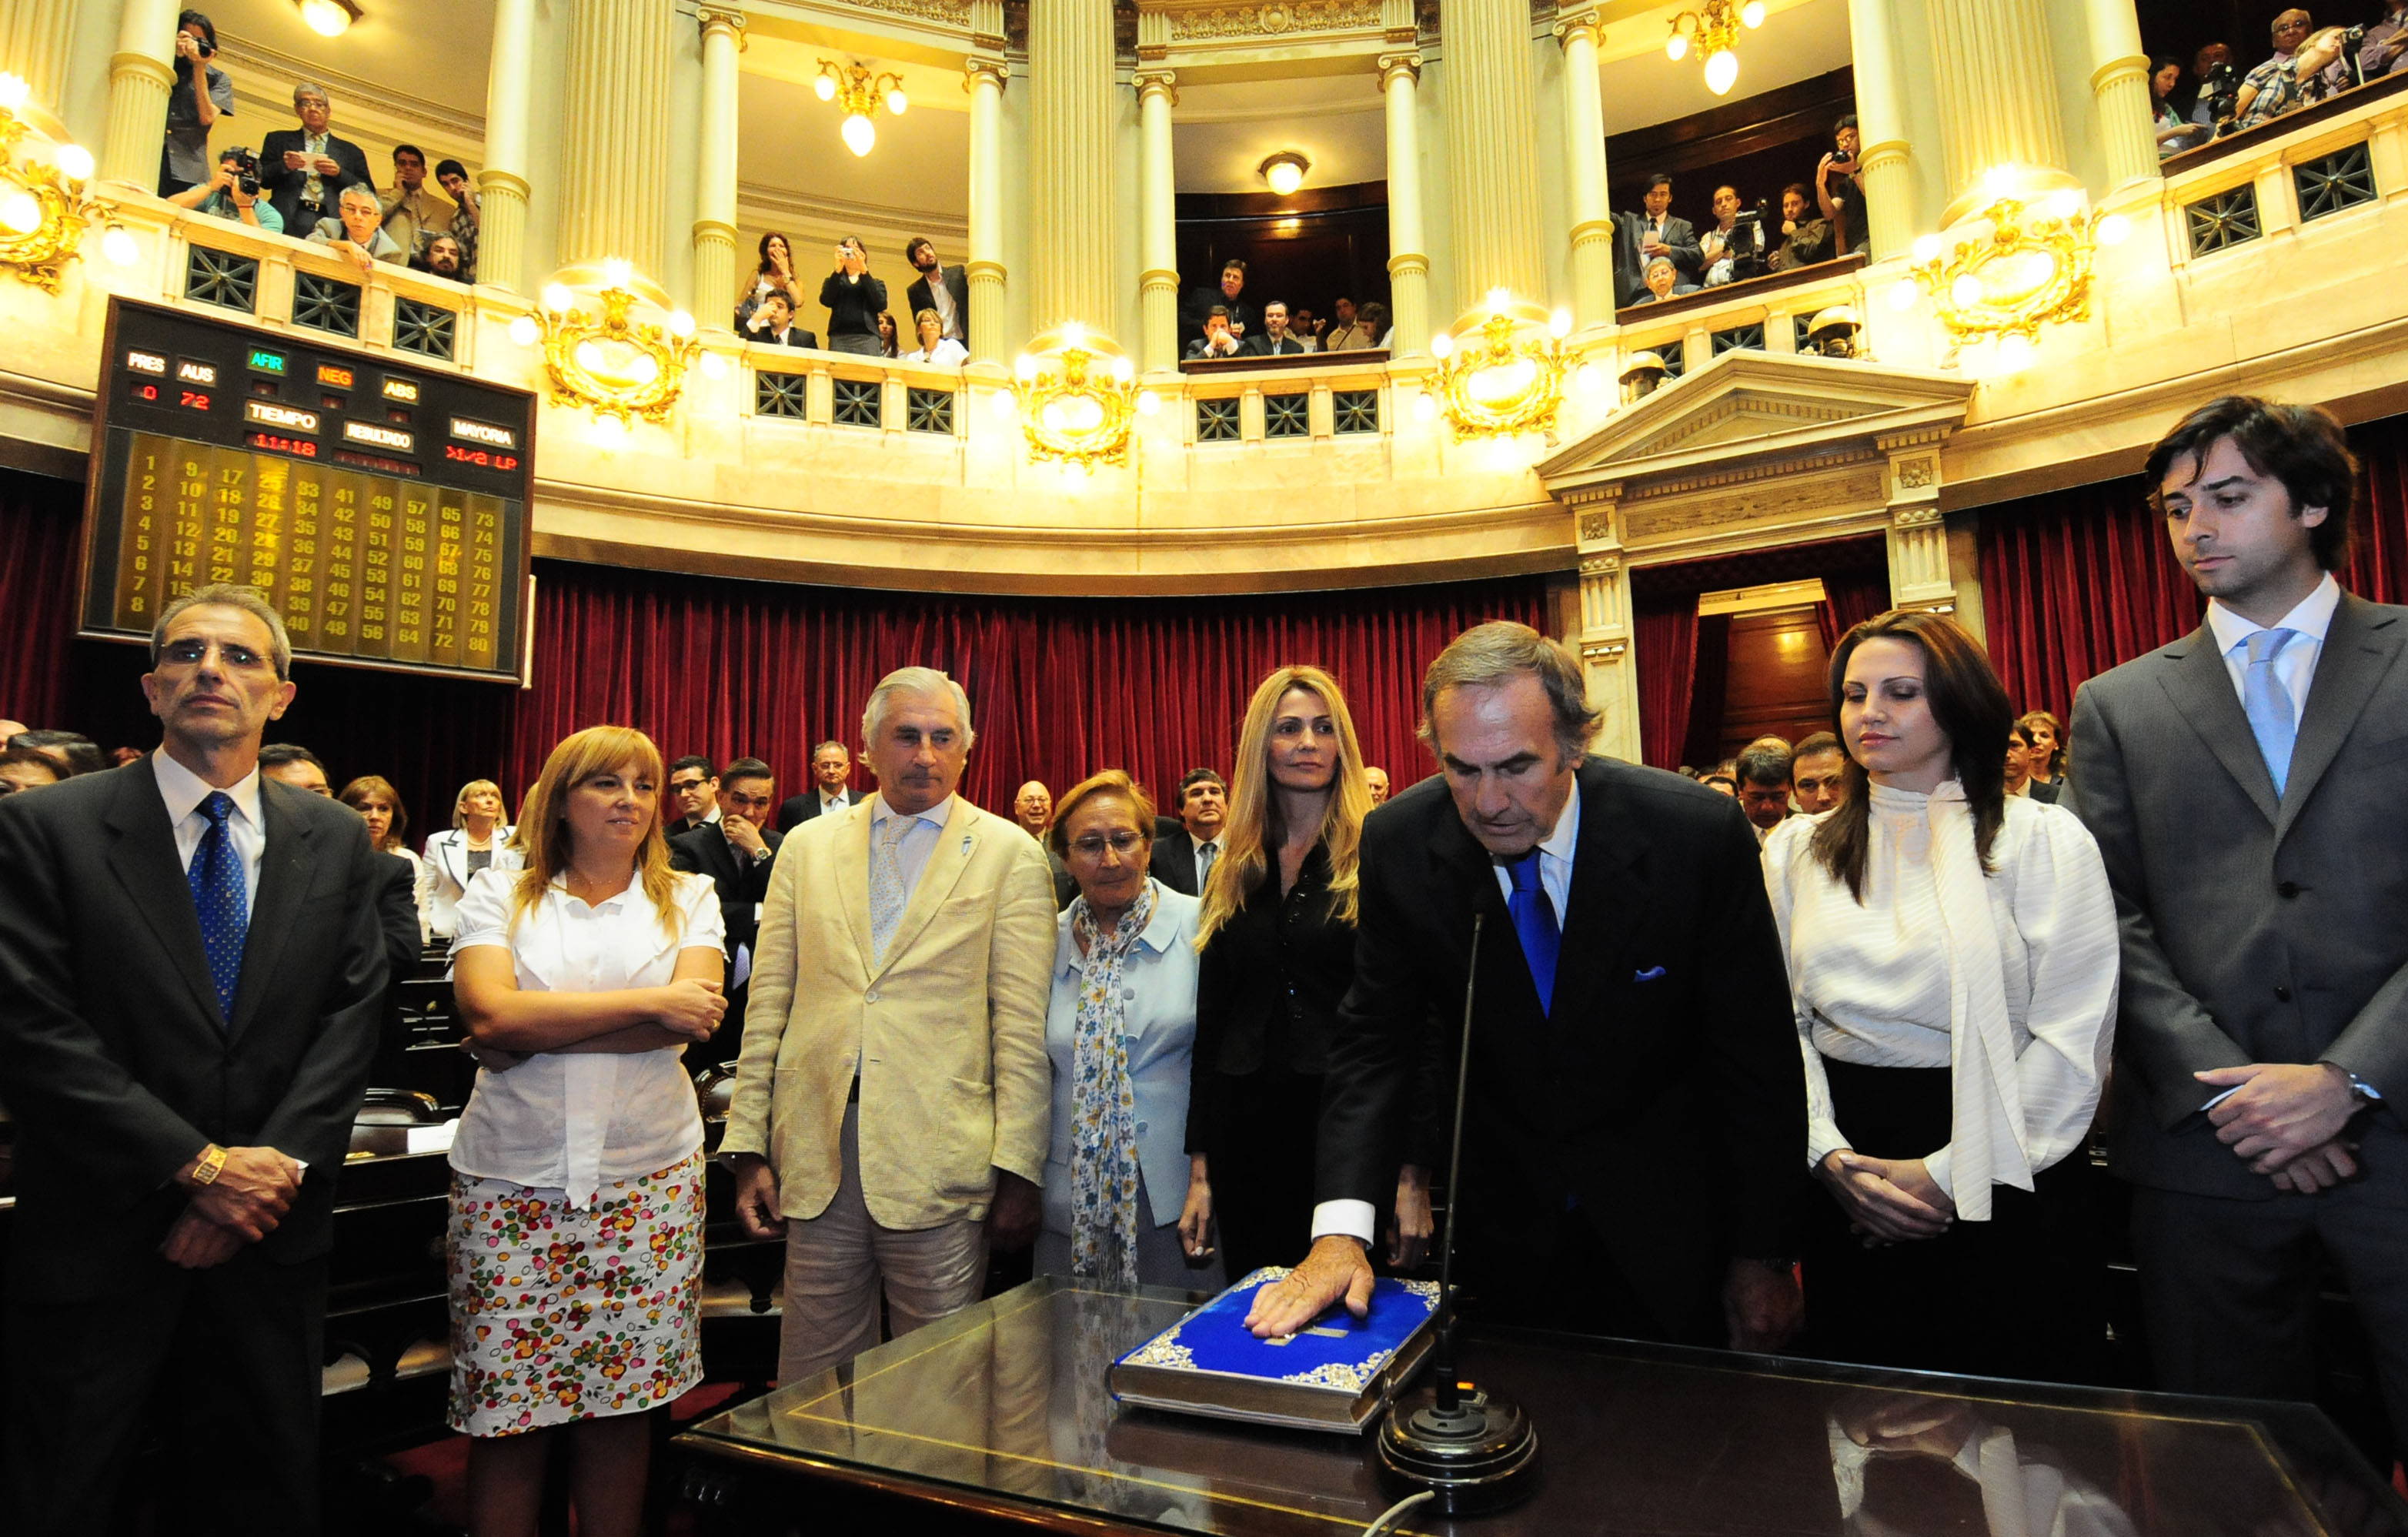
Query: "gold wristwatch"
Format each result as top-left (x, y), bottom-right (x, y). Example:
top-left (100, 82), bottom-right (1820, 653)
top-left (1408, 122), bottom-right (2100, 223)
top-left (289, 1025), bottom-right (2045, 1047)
top-left (191, 1144), bottom-right (229, 1187)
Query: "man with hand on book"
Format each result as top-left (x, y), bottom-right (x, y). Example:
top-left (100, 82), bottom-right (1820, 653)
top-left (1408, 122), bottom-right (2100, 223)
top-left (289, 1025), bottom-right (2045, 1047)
top-left (1245, 622), bottom-right (1807, 1352)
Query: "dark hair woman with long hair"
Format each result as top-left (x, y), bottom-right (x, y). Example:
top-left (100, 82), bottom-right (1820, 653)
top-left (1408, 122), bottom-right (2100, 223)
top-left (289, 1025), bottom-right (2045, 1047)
top-left (1760, 610), bottom-right (2119, 1382)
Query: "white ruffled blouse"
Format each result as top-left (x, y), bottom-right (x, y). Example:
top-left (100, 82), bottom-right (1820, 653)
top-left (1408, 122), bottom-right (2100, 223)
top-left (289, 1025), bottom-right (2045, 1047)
top-left (448, 867), bottom-right (725, 1207)
top-left (1761, 780), bottom-right (2120, 1219)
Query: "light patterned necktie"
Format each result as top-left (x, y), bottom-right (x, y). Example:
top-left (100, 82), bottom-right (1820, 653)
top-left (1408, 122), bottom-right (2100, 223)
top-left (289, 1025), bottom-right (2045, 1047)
top-left (2243, 627), bottom-right (2300, 797)
top-left (189, 790), bottom-right (248, 1027)
top-left (869, 813), bottom-right (911, 966)
top-left (1195, 840), bottom-right (1216, 892)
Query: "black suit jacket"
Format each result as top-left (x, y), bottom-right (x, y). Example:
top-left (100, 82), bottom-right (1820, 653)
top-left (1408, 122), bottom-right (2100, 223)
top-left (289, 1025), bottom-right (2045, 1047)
top-left (775, 787), bottom-right (859, 834)
top-left (1180, 289), bottom-right (1258, 347)
top-left (258, 128), bottom-right (375, 232)
top-left (1147, 826), bottom-right (1219, 898)
top-left (1240, 333), bottom-right (1311, 357)
top-left (905, 265), bottom-right (971, 344)
top-left (0, 760), bottom-right (387, 1299)
top-left (1315, 760), bottom-right (1805, 1339)
top-left (1613, 210), bottom-right (1704, 304)
top-left (668, 821), bottom-right (782, 958)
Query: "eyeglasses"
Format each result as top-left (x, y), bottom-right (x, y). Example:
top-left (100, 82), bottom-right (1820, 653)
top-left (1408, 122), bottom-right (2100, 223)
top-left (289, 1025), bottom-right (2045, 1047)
top-left (1067, 832), bottom-right (1147, 859)
top-left (668, 777), bottom-right (709, 795)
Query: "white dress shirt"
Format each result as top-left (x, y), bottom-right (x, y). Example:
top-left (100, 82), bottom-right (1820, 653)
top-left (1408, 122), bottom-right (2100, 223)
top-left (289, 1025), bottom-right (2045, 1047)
top-left (448, 869), bottom-right (725, 1208)
top-left (819, 787), bottom-right (854, 813)
top-left (2204, 571), bottom-right (2340, 731)
top-left (1311, 780), bottom-right (1584, 1246)
top-left (869, 792), bottom-right (955, 903)
top-left (154, 750), bottom-right (264, 922)
top-left (1762, 784), bottom-right (2119, 1213)
top-left (1188, 833), bottom-right (1224, 886)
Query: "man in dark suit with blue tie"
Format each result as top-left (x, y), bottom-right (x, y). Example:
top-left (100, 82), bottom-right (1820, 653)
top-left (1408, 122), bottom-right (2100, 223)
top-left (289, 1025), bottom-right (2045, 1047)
top-left (0, 583), bottom-right (387, 1535)
top-left (1248, 622), bottom-right (1805, 1351)
top-left (2069, 396), bottom-right (2408, 1460)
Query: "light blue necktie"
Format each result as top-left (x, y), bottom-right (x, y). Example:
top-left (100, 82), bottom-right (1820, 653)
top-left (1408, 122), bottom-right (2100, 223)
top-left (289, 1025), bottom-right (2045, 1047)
top-left (2242, 627), bottom-right (2300, 797)
top-left (188, 790), bottom-right (248, 1027)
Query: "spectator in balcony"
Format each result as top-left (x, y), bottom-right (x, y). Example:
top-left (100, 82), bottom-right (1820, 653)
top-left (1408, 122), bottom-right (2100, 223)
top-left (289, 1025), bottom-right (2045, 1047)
top-left (433, 159), bottom-right (479, 283)
top-left (2233, 23), bottom-right (2347, 130)
top-left (2361, 0), bottom-right (2408, 78)
top-left (411, 232), bottom-right (465, 281)
top-left (820, 236), bottom-right (888, 357)
top-left (166, 147), bottom-right (283, 233)
top-left (903, 236), bottom-right (969, 349)
top-left (161, 10), bottom-right (233, 198)
top-left (1184, 306), bottom-right (1243, 360)
top-left (1769, 182), bottom-right (1835, 272)
top-left (1698, 185), bottom-right (1755, 287)
top-left (1816, 116), bottom-right (1866, 257)
top-left (742, 289), bottom-right (815, 349)
top-left (1324, 296), bottom-right (1374, 352)
top-left (1242, 301), bottom-right (1311, 357)
top-left (379, 143), bottom-right (451, 262)
top-left (736, 232), bottom-right (801, 332)
top-left (1180, 259), bottom-right (1257, 350)
top-left (1628, 256), bottom-right (1697, 306)
top-left (904, 308), bottom-right (968, 366)
top-left (309, 183), bottom-right (406, 276)
top-left (2233, 9), bottom-right (2314, 122)
top-left (1355, 300), bottom-right (1389, 349)
top-left (1291, 307), bottom-right (1322, 352)
top-left (2186, 41), bottom-right (2236, 126)
top-left (262, 82), bottom-right (373, 236)
top-left (1611, 173), bottom-right (1703, 306)
top-left (875, 310), bottom-right (900, 359)
top-left (2153, 55), bottom-right (2210, 155)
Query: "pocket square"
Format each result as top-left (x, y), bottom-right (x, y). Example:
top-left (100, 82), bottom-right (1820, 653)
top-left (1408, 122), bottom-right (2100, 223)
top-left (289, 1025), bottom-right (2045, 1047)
top-left (1634, 966), bottom-right (1668, 983)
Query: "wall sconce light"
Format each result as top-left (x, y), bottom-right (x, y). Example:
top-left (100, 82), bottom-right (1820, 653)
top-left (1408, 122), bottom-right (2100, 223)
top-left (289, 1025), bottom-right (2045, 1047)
top-left (0, 73), bottom-right (132, 292)
top-left (1892, 185), bottom-right (2128, 369)
top-left (1428, 289), bottom-right (1571, 439)
top-left (296, 0), bottom-right (362, 38)
top-left (1665, 0), bottom-right (1765, 95)
top-left (1010, 322), bottom-right (1136, 473)
top-left (1259, 151), bottom-right (1309, 197)
top-left (816, 58), bottom-right (906, 158)
top-left (509, 259), bottom-right (699, 426)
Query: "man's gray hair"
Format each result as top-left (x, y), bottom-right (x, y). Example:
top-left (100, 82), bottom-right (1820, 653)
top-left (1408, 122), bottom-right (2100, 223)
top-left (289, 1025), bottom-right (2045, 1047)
top-left (151, 583), bottom-right (294, 680)
top-left (292, 81), bottom-right (332, 109)
top-left (810, 738), bottom-right (850, 759)
top-left (861, 667), bottom-right (975, 748)
top-left (1417, 621), bottom-right (1599, 763)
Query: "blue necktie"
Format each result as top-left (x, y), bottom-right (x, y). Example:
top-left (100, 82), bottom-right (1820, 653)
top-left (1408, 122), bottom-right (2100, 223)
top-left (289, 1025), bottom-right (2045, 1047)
top-left (189, 790), bottom-right (248, 1027)
top-left (1505, 848), bottom-right (1560, 1016)
top-left (2242, 627), bottom-right (2300, 797)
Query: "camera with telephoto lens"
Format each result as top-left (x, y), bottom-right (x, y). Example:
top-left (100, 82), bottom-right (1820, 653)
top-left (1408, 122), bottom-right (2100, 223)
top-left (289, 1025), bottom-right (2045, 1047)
top-left (2201, 60), bottom-right (2240, 125)
top-left (223, 146), bottom-right (261, 197)
top-left (1724, 201), bottom-right (1772, 282)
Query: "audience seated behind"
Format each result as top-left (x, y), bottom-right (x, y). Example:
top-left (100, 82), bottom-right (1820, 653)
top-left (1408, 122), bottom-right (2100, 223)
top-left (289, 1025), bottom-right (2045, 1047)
top-left (2233, 23), bottom-right (2347, 132)
top-left (430, 159), bottom-right (479, 282)
top-left (904, 309), bottom-right (968, 366)
top-left (1240, 301), bottom-right (1311, 357)
top-left (1768, 182), bottom-right (1836, 272)
top-left (0, 744), bottom-right (64, 795)
top-left (1322, 296), bottom-right (1375, 352)
top-left (166, 147), bottom-right (283, 232)
top-left (1184, 306), bottom-right (1243, 360)
top-left (740, 289), bottom-right (815, 349)
top-left (1628, 256), bottom-right (1699, 306)
top-left (309, 183), bottom-right (406, 275)
top-left (1178, 259), bottom-right (1259, 351)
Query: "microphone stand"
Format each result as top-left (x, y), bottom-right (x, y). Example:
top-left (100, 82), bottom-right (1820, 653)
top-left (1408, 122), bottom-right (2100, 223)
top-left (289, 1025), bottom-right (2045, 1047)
top-left (1374, 913), bottom-right (1541, 1512)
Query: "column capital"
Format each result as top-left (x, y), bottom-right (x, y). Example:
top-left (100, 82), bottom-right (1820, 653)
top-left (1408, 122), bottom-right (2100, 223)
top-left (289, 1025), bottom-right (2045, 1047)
top-left (1134, 68), bottom-right (1178, 106)
top-left (696, 5), bottom-right (746, 47)
top-left (966, 54), bottom-right (1010, 92)
top-left (2089, 53), bottom-right (2149, 92)
top-left (691, 216), bottom-right (739, 242)
top-left (477, 166), bottom-right (533, 199)
top-left (1378, 51), bottom-right (1421, 90)
top-left (1552, 5), bottom-right (1606, 48)
top-left (108, 49), bottom-right (173, 89)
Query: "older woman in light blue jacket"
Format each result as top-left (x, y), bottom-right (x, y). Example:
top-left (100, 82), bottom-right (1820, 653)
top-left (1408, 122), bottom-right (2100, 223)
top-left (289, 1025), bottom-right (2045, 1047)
top-left (1037, 770), bottom-right (1226, 1291)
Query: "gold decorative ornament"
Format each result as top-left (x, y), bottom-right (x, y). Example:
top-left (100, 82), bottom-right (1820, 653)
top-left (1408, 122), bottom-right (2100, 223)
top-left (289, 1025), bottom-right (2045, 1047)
top-left (1664, 0), bottom-right (1765, 95)
top-left (1428, 290), bottom-right (1571, 439)
top-left (1896, 189), bottom-right (2129, 370)
top-left (1007, 323), bottom-right (1137, 473)
top-left (815, 58), bottom-right (907, 157)
top-left (510, 259), bottom-right (700, 426)
top-left (0, 73), bottom-right (132, 293)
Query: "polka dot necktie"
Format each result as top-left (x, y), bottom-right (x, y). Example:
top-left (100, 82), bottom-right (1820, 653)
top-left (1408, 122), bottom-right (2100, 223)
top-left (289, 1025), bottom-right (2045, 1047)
top-left (189, 790), bottom-right (248, 1027)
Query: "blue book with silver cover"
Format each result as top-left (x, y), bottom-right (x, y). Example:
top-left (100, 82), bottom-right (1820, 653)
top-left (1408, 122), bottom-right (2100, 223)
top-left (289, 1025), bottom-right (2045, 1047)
top-left (1108, 1267), bottom-right (1441, 1433)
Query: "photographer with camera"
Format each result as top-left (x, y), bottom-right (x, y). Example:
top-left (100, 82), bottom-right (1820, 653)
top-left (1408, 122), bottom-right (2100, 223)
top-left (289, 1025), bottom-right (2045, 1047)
top-left (166, 147), bottom-right (282, 233)
top-left (160, 10), bottom-right (234, 198)
top-left (1815, 116), bottom-right (1865, 257)
top-left (2233, 22), bottom-right (2348, 133)
top-left (1699, 185), bottom-right (1765, 288)
top-left (2186, 43), bottom-right (2237, 129)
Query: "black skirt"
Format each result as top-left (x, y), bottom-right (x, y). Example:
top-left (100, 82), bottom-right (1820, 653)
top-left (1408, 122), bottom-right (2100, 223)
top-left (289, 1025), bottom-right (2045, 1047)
top-left (1796, 1058), bottom-right (2109, 1385)
top-left (1201, 1067), bottom-right (1324, 1287)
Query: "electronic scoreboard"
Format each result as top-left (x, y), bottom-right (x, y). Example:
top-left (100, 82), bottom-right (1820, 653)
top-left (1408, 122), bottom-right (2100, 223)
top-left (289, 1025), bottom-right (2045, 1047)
top-left (78, 297), bottom-right (536, 682)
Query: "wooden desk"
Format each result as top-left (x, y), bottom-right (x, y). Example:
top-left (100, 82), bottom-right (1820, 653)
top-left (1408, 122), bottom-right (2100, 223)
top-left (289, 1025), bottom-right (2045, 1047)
top-left (676, 1276), bottom-right (2408, 1537)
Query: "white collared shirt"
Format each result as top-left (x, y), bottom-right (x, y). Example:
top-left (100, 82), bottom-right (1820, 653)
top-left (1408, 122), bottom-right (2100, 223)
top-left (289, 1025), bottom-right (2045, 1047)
top-left (820, 787), bottom-right (851, 811)
top-left (153, 750), bottom-right (265, 921)
top-left (2205, 573), bottom-right (2340, 733)
top-left (869, 792), bottom-right (955, 904)
top-left (1189, 832), bottom-right (1224, 879)
top-left (447, 867), bottom-right (725, 1207)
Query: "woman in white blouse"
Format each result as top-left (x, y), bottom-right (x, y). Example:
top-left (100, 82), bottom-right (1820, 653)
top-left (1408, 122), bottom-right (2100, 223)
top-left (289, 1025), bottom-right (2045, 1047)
top-left (1762, 610), bottom-right (2119, 1383)
top-left (425, 777), bottom-right (520, 939)
top-left (1035, 771), bottom-right (1226, 1291)
top-left (447, 727), bottom-right (728, 1536)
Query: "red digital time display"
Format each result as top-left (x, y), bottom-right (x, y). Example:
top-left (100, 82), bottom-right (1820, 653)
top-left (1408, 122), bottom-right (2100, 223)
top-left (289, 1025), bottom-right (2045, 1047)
top-left (445, 443), bottom-right (521, 472)
top-left (246, 430), bottom-right (319, 458)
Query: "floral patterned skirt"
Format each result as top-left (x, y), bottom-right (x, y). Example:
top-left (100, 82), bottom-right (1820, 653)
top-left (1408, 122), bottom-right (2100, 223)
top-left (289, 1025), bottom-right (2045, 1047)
top-left (446, 1151), bottom-right (705, 1437)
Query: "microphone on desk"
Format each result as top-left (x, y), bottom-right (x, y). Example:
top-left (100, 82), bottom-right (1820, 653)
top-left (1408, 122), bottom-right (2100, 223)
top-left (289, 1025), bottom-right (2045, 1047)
top-left (1374, 912), bottom-right (1541, 1514)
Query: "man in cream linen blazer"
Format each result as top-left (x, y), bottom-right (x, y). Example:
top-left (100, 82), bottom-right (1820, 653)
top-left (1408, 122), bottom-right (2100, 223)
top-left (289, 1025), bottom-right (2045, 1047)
top-left (723, 667), bottom-right (1057, 1384)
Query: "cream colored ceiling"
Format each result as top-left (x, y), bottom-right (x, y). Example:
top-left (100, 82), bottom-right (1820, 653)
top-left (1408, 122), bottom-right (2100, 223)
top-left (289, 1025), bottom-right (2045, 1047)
top-left (202, 0), bottom-right (494, 124)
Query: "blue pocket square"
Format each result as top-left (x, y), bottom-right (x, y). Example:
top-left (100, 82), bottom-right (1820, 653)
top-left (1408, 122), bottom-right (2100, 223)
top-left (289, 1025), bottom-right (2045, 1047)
top-left (1634, 966), bottom-right (1668, 983)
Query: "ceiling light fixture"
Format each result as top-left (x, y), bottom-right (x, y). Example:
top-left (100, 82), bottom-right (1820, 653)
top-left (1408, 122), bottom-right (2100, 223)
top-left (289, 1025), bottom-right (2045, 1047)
top-left (1258, 151), bottom-right (1310, 198)
top-left (296, 0), bottom-right (363, 38)
top-left (815, 58), bottom-right (907, 159)
top-left (1665, 0), bottom-right (1765, 96)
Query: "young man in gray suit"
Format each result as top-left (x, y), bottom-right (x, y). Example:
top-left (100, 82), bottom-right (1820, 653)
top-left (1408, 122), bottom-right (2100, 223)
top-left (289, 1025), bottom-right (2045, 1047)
top-left (2069, 396), bottom-right (2408, 1461)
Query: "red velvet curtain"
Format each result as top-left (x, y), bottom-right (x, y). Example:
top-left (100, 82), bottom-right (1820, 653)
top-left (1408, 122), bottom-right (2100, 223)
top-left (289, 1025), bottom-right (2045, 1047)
top-left (1682, 613), bottom-right (1734, 768)
top-left (2, 477), bottom-right (1545, 827)
top-left (1814, 557), bottom-right (1896, 655)
top-left (1631, 593), bottom-right (1697, 770)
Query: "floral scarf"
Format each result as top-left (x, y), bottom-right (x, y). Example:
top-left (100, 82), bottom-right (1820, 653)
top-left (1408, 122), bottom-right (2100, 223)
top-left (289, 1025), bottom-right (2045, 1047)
top-left (1067, 881), bottom-right (1156, 1285)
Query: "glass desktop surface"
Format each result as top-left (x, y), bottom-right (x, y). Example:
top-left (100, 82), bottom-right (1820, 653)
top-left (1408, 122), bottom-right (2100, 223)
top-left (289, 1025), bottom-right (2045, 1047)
top-left (677, 1276), bottom-right (2408, 1537)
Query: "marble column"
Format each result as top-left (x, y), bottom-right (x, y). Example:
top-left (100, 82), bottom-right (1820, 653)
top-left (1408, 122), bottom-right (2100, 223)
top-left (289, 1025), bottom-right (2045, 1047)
top-left (1926, 0), bottom-right (2069, 204)
top-left (1442, 0), bottom-right (1548, 307)
top-left (692, 6), bottom-right (745, 329)
top-left (1571, 496), bottom-right (1642, 764)
top-left (965, 54), bottom-right (1009, 365)
top-left (1554, 6), bottom-right (1614, 328)
top-left (556, 0), bottom-right (676, 274)
top-left (98, 0), bottom-right (179, 187)
top-left (3, 0), bottom-right (77, 112)
top-left (1027, 0), bottom-right (1114, 334)
top-left (1844, 0), bottom-right (1918, 256)
top-left (1380, 50), bottom-right (1431, 358)
top-left (2082, 0), bottom-right (2159, 187)
top-left (1882, 430), bottom-right (1955, 608)
top-left (1136, 68), bottom-right (1178, 373)
top-left (476, 0), bottom-right (537, 292)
